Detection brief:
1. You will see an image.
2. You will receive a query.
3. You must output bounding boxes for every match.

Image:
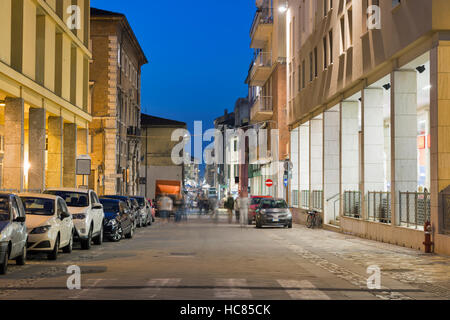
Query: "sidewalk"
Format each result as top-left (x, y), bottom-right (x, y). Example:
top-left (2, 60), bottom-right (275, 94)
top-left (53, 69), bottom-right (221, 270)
top-left (282, 223), bottom-right (450, 299)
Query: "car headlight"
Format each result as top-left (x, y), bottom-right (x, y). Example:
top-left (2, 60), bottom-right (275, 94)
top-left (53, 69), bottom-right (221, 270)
top-left (73, 214), bottom-right (86, 220)
top-left (107, 219), bottom-right (117, 227)
top-left (31, 225), bottom-right (51, 234)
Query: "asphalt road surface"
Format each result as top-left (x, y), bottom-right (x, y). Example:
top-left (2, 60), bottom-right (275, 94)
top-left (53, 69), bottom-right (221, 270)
top-left (1, 210), bottom-right (449, 300)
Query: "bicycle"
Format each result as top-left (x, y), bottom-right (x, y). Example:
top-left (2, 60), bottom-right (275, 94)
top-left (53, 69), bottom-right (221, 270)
top-left (306, 210), bottom-right (322, 229)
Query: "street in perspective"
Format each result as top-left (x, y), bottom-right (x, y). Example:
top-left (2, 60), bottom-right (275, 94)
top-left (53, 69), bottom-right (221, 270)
top-left (0, 0), bottom-right (450, 313)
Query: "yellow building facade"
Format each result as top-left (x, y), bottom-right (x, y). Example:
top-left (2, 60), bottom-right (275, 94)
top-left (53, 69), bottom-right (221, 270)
top-left (0, 0), bottom-right (92, 192)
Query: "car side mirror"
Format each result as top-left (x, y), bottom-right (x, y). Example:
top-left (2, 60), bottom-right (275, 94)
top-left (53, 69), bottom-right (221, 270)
top-left (14, 216), bottom-right (26, 223)
top-left (61, 211), bottom-right (71, 219)
top-left (92, 203), bottom-right (103, 210)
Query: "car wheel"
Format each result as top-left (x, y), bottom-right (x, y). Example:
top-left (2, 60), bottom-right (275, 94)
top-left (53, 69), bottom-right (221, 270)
top-left (288, 222), bottom-right (293, 229)
top-left (93, 224), bottom-right (103, 245)
top-left (16, 245), bottom-right (26, 266)
top-left (48, 236), bottom-right (59, 261)
top-left (0, 249), bottom-right (9, 275)
top-left (63, 231), bottom-right (74, 253)
top-left (81, 227), bottom-right (93, 250)
top-left (112, 225), bottom-right (122, 242)
top-left (125, 224), bottom-right (134, 239)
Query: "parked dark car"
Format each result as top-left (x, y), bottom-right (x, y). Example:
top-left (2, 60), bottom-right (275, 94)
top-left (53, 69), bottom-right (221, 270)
top-left (101, 196), bottom-right (138, 229)
top-left (99, 199), bottom-right (134, 241)
top-left (0, 193), bottom-right (27, 275)
top-left (255, 198), bottom-right (293, 229)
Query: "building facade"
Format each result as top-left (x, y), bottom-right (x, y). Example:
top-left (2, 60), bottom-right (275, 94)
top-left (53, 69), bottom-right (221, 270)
top-left (90, 8), bottom-right (147, 196)
top-left (0, 0), bottom-right (91, 192)
top-left (213, 110), bottom-right (236, 199)
top-left (139, 114), bottom-right (186, 200)
top-left (287, 0), bottom-right (450, 255)
top-left (247, 0), bottom-right (289, 199)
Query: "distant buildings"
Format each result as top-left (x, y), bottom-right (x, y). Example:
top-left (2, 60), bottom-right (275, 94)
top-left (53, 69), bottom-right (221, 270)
top-left (89, 8), bottom-right (148, 196)
top-left (139, 114), bottom-right (186, 200)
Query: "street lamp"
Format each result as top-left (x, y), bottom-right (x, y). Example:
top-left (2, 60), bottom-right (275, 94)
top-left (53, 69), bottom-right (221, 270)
top-left (278, 1), bottom-right (288, 13)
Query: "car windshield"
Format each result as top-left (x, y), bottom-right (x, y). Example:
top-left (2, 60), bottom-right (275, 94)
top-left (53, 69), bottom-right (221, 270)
top-left (251, 198), bottom-right (266, 205)
top-left (260, 200), bottom-right (288, 209)
top-left (45, 191), bottom-right (89, 207)
top-left (0, 197), bottom-right (10, 221)
top-left (134, 197), bottom-right (145, 207)
top-left (100, 200), bottom-right (120, 212)
top-left (21, 197), bottom-right (55, 216)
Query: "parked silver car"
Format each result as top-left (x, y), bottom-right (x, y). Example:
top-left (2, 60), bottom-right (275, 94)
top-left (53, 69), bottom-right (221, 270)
top-left (132, 196), bottom-right (152, 227)
top-left (0, 193), bottom-right (27, 275)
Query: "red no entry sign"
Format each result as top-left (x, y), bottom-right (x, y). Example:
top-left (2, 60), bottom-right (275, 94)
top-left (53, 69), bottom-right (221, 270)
top-left (265, 179), bottom-right (273, 187)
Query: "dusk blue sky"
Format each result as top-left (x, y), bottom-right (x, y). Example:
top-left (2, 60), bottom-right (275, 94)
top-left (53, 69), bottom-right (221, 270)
top-left (91, 0), bottom-right (255, 137)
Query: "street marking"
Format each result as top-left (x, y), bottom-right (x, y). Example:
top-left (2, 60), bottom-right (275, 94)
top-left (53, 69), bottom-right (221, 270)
top-left (214, 279), bottom-right (252, 299)
top-left (69, 278), bottom-right (105, 299)
top-left (277, 279), bottom-right (330, 300)
top-left (145, 278), bottom-right (181, 298)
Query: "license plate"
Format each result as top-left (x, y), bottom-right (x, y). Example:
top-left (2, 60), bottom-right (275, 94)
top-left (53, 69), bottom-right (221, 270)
top-left (272, 218), bottom-right (279, 222)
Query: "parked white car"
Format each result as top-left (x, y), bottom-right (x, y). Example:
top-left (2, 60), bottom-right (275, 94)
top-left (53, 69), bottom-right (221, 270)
top-left (20, 194), bottom-right (74, 260)
top-left (44, 189), bottom-right (104, 250)
top-left (0, 193), bottom-right (27, 275)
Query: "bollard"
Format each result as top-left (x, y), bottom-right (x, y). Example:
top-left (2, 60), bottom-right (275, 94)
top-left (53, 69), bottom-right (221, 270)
top-left (423, 221), bottom-right (433, 253)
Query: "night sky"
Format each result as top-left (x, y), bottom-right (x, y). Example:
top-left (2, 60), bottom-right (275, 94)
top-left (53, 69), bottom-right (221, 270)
top-left (91, 0), bottom-right (255, 175)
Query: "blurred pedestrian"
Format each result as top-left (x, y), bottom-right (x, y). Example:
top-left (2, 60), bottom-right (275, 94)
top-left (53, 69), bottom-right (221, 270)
top-left (224, 193), bottom-right (234, 224)
top-left (234, 197), bottom-right (240, 223)
top-left (158, 193), bottom-right (173, 223)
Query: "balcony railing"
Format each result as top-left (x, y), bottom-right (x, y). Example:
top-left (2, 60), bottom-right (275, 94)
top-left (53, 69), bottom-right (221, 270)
top-left (249, 52), bottom-right (272, 86)
top-left (250, 95), bottom-right (273, 121)
top-left (250, 9), bottom-right (273, 47)
top-left (300, 190), bottom-right (310, 209)
top-left (291, 190), bottom-right (299, 208)
top-left (343, 191), bottom-right (362, 218)
top-left (367, 191), bottom-right (391, 224)
top-left (311, 190), bottom-right (323, 212)
top-left (399, 191), bottom-right (430, 229)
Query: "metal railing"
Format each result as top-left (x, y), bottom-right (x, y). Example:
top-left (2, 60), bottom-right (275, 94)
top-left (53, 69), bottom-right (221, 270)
top-left (250, 9), bottom-right (273, 39)
top-left (343, 191), bottom-right (361, 218)
top-left (291, 190), bottom-right (299, 207)
top-left (300, 190), bottom-right (310, 209)
top-left (326, 193), bottom-right (341, 224)
top-left (399, 191), bottom-right (430, 229)
top-left (253, 51), bottom-right (272, 69)
top-left (367, 191), bottom-right (391, 224)
top-left (311, 190), bottom-right (323, 211)
top-left (251, 95), bottom-right (273, 119)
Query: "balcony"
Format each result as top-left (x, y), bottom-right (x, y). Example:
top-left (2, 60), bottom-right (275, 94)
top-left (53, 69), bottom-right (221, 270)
top-left (250, 95), bottom-right (273, 122)
top-left (250, 9), bottom-right (273, 49)
top-left (249, 51), bottom-right (272, 87)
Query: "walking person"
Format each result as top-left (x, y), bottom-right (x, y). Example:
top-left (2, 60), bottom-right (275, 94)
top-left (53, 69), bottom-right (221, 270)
top-left (224, 193), bottom-right (234, 224)
top-left (234, 196), bottom-right (240, 224)
top-left (158, 193), bottom-right (173, 224)
top-left (174, 194), bottom-right (184, 223)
